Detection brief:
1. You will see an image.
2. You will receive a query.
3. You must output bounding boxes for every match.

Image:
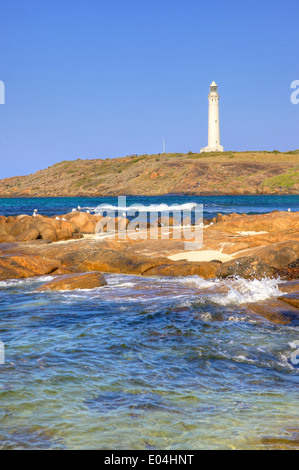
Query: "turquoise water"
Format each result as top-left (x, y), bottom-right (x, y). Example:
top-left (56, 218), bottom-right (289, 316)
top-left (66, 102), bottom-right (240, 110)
top-left (0, 274), bottom-right (299, 450)
top-left (0, 195), bottom-right (299, 449)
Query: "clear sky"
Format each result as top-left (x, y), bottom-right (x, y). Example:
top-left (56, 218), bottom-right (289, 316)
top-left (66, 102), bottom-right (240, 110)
top-left (0, 0), bottom-right (298, 178)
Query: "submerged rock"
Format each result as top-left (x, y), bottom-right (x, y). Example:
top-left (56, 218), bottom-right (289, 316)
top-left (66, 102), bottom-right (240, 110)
top-left (37, 272), bottom-right (107, 291)
top-left (278, 294), bottom-right (299, 309)
top-left (278, 280), bottom-right (299, 294)
top-left (248, 299), bottom-right (297, 325)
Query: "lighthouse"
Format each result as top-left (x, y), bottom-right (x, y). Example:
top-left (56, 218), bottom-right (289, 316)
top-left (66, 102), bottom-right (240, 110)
top-left (200, 81), bottom-right (223, 153)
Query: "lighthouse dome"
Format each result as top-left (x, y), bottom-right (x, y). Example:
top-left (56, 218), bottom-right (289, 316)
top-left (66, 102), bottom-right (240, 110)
top-left (210, 81), bottom-right (217, 87)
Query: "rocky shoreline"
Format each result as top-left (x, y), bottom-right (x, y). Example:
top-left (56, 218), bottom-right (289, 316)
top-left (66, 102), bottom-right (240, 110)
top-left (0, 210), bottom-right (299, 306)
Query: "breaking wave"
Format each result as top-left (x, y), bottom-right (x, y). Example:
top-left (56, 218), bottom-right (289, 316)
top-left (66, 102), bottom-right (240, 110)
top-left (83, 202), bottom-right (198, 214)
top-left (209, 277), bottom-right (283, 306)
top-left (174, 275), bottom-right (283, 306)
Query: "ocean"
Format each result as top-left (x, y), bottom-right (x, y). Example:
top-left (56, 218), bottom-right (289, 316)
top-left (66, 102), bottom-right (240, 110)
top-left (0, 194), bottom-right (299, 218)
top-left (0, 195), bottom-right (299, 449)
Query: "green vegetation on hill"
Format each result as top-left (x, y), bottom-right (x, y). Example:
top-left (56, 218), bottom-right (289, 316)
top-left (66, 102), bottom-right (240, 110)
top-left (261, 169), bottom-right (299, 190)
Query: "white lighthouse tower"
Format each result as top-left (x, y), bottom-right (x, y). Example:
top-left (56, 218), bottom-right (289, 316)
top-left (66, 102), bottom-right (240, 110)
top-left (200, 81), bottom-right (223, 153)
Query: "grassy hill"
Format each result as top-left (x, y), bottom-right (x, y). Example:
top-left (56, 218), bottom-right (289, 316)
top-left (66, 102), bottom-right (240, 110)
top-left (0, 150), bottom-right (299, 197)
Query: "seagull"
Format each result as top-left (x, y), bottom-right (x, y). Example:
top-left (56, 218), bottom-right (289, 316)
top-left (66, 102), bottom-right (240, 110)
top-left (77, 206), bottom-right (81, 210)
top-left (86, 210), bottom-right (90, 213)
top-left (288, 208), bottom-right (291, 212)
top-left (55, 217), bottom-right (61, 220)
top-left (34, 209), bottom-right (38, 213)
top-left (72, 208), bottom-right (76, 212)
top-left (32, 212), bottom-right (37, 217)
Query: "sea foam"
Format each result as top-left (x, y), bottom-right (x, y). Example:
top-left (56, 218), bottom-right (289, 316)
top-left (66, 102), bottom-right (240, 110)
top-left (84, 202), bottom-right (198, 214)
top-left (174, 275), bottom-right (283, 306)
top-left (209, 277), bottom-right (283, 306)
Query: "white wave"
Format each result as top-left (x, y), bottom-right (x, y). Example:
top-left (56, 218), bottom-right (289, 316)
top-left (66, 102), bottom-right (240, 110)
top-left (198, 312), bottom-right (212, 321)
top-left (174, 276), bottom-right (221, 289)
top-left (0, 275), bottom-right (54, 288)
top-left (228, 315), bottom-right (248, 322)
top-left (210, 277), bottom-right (282, 306)
top-left (109, 282), bottom-right (136, 288)
top-left (83, 202), bottom-right (198, 214)
top-left (165, 275), bottom-right (283, 306)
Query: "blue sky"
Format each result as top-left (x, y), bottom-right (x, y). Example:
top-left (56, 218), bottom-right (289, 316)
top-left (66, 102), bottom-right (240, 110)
top-left (0, 0), bottom-right (298, 178)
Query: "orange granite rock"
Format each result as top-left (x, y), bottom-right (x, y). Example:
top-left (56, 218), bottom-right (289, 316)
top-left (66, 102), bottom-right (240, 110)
top-left (38, 272), bottom-right (107, 291)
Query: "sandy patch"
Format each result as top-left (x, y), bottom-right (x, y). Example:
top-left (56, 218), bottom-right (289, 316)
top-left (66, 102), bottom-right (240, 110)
top-left (83, 234), bottom-right (97, 239)
top-left (54, 234), bottom-right (99, 244)
top-left (236, 231), bottom-right (268, 236)
top-left (168, 250), bottom-right (233, 263)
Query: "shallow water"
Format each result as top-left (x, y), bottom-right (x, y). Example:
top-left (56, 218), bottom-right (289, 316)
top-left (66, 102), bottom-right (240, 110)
top-left (1, 194), bottom-right (299, 449)
top-left (0, 274), bottom-right (299, 449)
